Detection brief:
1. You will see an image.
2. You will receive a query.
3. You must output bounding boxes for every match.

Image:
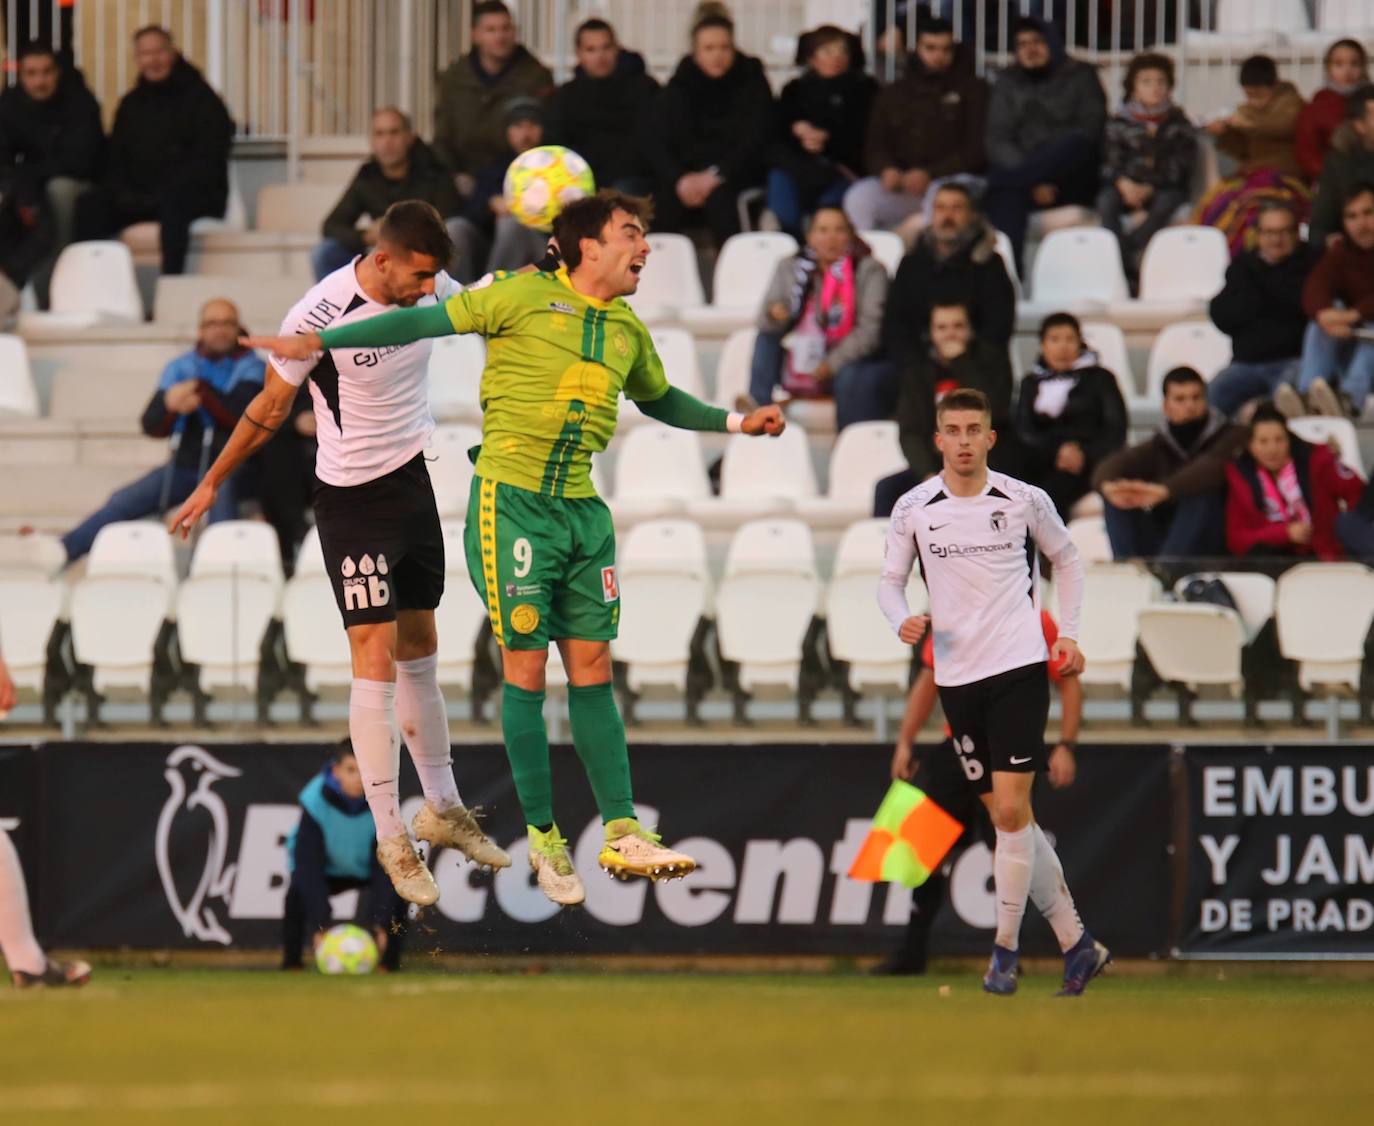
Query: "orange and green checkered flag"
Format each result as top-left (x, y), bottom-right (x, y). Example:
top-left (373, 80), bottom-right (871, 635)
top-left (848, 780), bottom-right (965, 888)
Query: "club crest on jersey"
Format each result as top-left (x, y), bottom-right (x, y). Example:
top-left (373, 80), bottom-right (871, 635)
top-left (601, 566), bottom-right (619, 603)
top-left (990, 509), bottom-right (1008, 533)
top-left (341, 553), bottom-right (390, 611)
top-left (612, 330), bottom-right (629, 358)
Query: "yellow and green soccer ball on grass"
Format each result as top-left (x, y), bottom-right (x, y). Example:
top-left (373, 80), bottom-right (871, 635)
top-left (504, 145), bottom-right (596, 232)
top-left (315, 923), bottom-right (378, 975)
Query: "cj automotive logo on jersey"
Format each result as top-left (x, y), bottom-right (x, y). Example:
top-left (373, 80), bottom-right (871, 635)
top-left (340, 553), bottom-right (390, 611)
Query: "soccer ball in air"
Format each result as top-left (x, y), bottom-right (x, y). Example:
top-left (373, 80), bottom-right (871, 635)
top-left (315, 923), bottom-right (379, 975)
top-left (504, 145), bottom-right (595, 232)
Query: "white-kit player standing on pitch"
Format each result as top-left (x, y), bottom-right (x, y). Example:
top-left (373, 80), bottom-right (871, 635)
top-left (878, 386), bottom-right (1110, 997)
top-left (171, 200), bottom-right (510, 906)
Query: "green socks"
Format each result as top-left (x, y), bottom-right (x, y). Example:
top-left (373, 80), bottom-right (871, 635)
top-left (568, 682), bottom-right (636, 823)
top-left (500, 682), bottom-right (553, 829)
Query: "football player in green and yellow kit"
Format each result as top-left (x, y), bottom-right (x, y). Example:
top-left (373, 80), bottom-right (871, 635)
top-left (246, 192), bottom-right (785, 907)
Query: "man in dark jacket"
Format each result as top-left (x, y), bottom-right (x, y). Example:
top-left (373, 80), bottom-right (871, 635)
top-left (1309, 85), bottom-right (1374, 247)
top-left (637, 12), bottom-right (776, 246)
top-left (1208, 201), bottom-right (1319, 418)
top-left (882, 182), bottom-right (1015, 371)
top-left (73, 26), bottom-right (233, 276)
top-left (52, 299), bottom-right (263, 565)
top-left (983, 17), bottom-right (1107, 266)
top-left (312, 107), bottom-right (463, 280)
top-left (1095, 367), bottom-right (1245, 560)
top-left (432, 0), bottom-right (554, 185)
top-left (0, 41), bottom-right (104, 307)
top-left (844, 17), bottom-right (987, 232)
top-left (546, 19), bottom-right (658, 195)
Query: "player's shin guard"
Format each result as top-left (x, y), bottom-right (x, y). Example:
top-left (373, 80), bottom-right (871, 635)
top-left (567, 682), bottom-right (635, 823)
top-left (1029, 823), bottom-right (1085, 952)
top-left (0, 830), bottom-right (45, 975)
top-left (993, 823), bottom-right (1036, 952)
top-left (501, 682), bottom-right (554, 829)
top-left (395, 653), bottom-right (461, 812)
top-left (350, 678), bottom-right (405, 839)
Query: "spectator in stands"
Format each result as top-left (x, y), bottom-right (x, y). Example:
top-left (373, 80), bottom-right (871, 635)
top-left (49, 299), bottom-right (263, 564)
top-left (873, 300), bottom-right (1016, 516)
top-left (745, 206), bottom-right (891, 429)
top-left (0, 40), bottom-right (104, 308)
top-left (1016, 312), bottom-right (1127, 519)
top-left (546, 19), bottom-right (659, 196)
top-left (449, 96), bottom-right (553, 282)
top-left (1309, 85), bottom-right (1374, 247)
top-left (1335, 477), bottom-right (1374, 560)
top-left (256, 386), bottom-right (316, 576)
top-left (842, 16), bottom-right (984, 236)
top-left (1094, 367), bottom-right (1243, 561)
top-left (1096, 53), bottom-right (1196, 285)
top-left (638, 10), bottom-right (775, 246)
top-left (1196, 55), bottom-right (1307, 257)
top-left (432, 0), bottom-right (554, 189)
top-left (73, 25), bottom-right (233, 277)
top-left (282, 742), bottom-right (404, 973)
top-left (312, 107), bottom-right (463, 281)
top-left (1208, 201), bottom-right (1318, 420)
top-left (882, 182), bottom-right (1015, 376)
top-left (768, 25), bottom-right (876, 238)
top-left (982, 16), bottom-right (1106, 268)
top-left (1225, 404), bottom-right (1363, 561)
top-left (1298, 182), bottom-right (1374, 419)
top-left (1297, 40), bottom-right (1368, 185)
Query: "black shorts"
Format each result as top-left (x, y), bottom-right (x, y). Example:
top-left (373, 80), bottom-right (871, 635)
top-left (910, 737), bottom-right (995, 849)
top-left (936, 662), bottom-right (1050, 795)
top-left (312, 452), bottom-right (445, 628)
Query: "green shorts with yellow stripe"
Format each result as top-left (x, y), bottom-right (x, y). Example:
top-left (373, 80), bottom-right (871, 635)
top-left (463, 474), bottom-right (620, 650)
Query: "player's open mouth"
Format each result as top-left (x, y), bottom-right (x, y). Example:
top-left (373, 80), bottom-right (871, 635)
top-left (629, 262), bottom-right (644, 274)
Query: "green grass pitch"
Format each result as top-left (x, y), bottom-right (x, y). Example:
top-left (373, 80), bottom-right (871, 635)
top-left (2, 969), bottom-right (1371, 1126)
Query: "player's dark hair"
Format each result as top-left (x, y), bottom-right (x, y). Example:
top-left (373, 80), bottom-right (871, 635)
top-left (553, 190), bottom-right (653, 272)
top-left (1247, 403), bottom-right (1290, 437)
top-left (133, 24), bottom-right (173, 46)
top-left (1239, 54), bottom-right (1278, 88)
top-left (331, 740), bottom-right (356, 765)
top-left (692, 12), bottom-right (735, 41)
top-left (932, 179), bottom-right (976, 209)
top-left (1345, 83), bottom-right (1374, 121)
top-left (377, 200), bottom-right (454, 265)
top-left (1161, 366), bottom-right (1205, 395)
top-left (575, 18), bottom-right (615, 46)
top-left (936, 387), bottom-right (992, 423)
top-left (1326, 38), bottom-right (1367, 74)
top-left (18, 39), bottom-right (57, 62)
top-left (1341, 180), bottom-right (1374, 212)
top-left (1038, 311), bottom-right (1082, 340)
top-left (917, 15), bottom-right (954, 38)
top-left (471, 1), bottom-right (511, 28)
top-left (1123, 52), bottom-right (1174, 99)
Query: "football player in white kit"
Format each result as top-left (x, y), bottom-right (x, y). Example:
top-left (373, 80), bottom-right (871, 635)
top-left (878, 386), bottom-right (1111, 996)
top-left (171, 201), bottom-right (510, 907)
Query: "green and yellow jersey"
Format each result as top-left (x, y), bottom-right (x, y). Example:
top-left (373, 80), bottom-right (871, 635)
top-left (443, 267), bottom-right (668, 498)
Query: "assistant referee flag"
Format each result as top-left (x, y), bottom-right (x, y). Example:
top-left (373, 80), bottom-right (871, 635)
top-left (848, 781), bottom-right (965, 888)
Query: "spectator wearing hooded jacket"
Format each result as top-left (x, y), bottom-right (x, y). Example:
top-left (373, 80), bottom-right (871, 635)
top-left (0, 41), bottom-right (104, 308)
top-left (843, 15), bottom-right (986, 235)
top-left (51, 300), bottom-right (263, 565)
top-left (546, 19), bottom-right (658, 196)
top-left (1016, 312), bottom-right (1128, 519)
top-left (1309, 85), bottom-right (1374, 248)
top-left (1296, 40), bottom-right (1368, 185)
top-left (982, 17), bottom-right (1106, 268)
top-left (637, 11), bottom-right (776, 246)
top-left (1225, 405), bottom-right (1363, 561)
top-left (73, 26), bottom-right (233, 276)
top-left (766, 25), bottom-right (877, 238)
top-left (432, 1), bottom-right (553, 187)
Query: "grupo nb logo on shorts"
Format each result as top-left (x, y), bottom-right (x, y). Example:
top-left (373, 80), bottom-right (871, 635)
top-left (340, 554), bottom-right (391, 611)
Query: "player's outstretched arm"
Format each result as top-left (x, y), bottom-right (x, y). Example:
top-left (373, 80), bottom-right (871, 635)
top-left (241, 303), bottom-right (458, 358)
top-left (167, 368), bottom-right (298, 539)
top-left (635, 386), bottom-right (785, 436)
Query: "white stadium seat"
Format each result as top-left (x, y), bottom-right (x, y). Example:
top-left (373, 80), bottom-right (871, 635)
top-left (711, 328), bottom-right (758, 410)
top-left (1175, 571), bottom-right (1276, 644)
top-left (1107, 226), bottom-right (1229, 331)
top-left (1316, 0), bottom-right (1374, 30)
top-left (1276, 563), bottom-right (1374, 697)
top-left (1019, 228), bottom-right (1127, 327)
top-left (0, 337), bottom-right (40, 417)
top-left (626, 233), bottom-right (705, 323)
top-left (434, 532), bottom-right (488, 706)
top-left (428, 334), bottom-right (486, 424)
top-left (427, 424), bottom-right (482, 519)
top-left (255, 182), bottom-right (345, 234)
top-left (1067, 516), bottom-right (1113, 566)
top-left (992, 228), bottom-right (1022, 302)
top-left (681, 233), bottom-right (797, 333)
top-left (1146, 322), bottom-right (1233, 399)
top-left (860, 230), bottom-right (905, 276)
top-left (188, 520), bottom-right (283, 585)
top-left (282, 574), bottom-right (352, 691)
top-left (69, 574), bottom-right (172, 695)
top-left (687, 422), bottom-right (818, 528)
top-left (40, 241), bottom-right (143, 325)
top-left (86, 521), bottom-right (178, 592)
top-left (0, 574), bottom-right (65, 698)
top-left (609, 426), bottom-right (711, 525)
top-left (1188, 0), bottom-right (1309, 45)
top-left (294, 526), bottom-right (327, 577)
top-left (153, 274), bottom-right (307, 334)
top-left (0, 531), bottom-right (66, 577)
top-left (1286, 416), bottom-right (1365, 476)
top-left (646, 327), bottom-right (706, 399)
top-left (795, 421), bottom-right (906, 528)
top-left (1137, 603), bottom-right (1245, 696)
top-left (1077, 564), bottom-right (1162, 690)
top-left (1079, 321), bottom-right (1140, 410)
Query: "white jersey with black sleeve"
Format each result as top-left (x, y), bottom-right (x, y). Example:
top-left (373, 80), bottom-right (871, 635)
top-left (268, 261), bottom-right (464, 488)
top-left (879, 470), bottom-right (1084, 688)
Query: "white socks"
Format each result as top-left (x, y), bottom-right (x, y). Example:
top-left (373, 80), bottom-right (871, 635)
top-left (1029, 823), bottom-right (1085, 953)
top-left (993, 823), bottom-right (1035, 952)
top-left (0, 829), bottom-right (46, 975)
top-left (395, 654), bottom-right (461, 812)
top-left (349, 678), bottom-right (405, 839)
